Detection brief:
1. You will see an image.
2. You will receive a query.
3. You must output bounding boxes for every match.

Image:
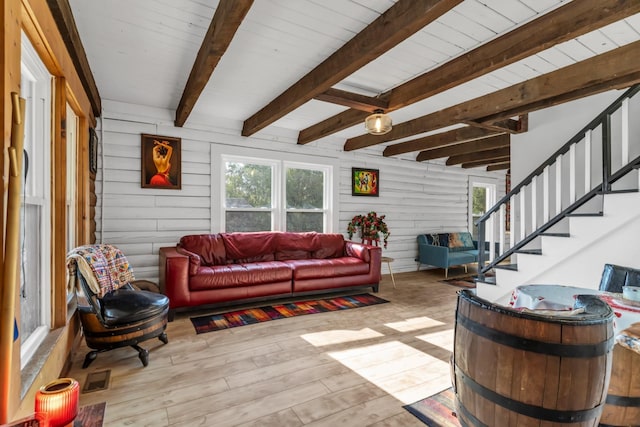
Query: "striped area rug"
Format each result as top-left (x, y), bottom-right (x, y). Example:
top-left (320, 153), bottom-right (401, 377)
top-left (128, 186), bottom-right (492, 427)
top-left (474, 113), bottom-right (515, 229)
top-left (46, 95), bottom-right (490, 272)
top-left (190, 293), bottom-right (389, 334)
top-left (404, 387), bottom-right (460, 426)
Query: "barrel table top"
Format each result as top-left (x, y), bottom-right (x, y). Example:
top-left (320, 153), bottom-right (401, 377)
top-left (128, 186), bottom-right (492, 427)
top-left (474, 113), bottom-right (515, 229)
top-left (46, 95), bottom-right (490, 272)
top-left (509, 284), bottom-right (640, 334)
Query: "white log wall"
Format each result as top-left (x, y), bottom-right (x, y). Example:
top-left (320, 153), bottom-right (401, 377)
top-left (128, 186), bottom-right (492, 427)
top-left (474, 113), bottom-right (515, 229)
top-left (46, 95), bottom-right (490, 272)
top-left (95, 101), bottom-right (505, 282)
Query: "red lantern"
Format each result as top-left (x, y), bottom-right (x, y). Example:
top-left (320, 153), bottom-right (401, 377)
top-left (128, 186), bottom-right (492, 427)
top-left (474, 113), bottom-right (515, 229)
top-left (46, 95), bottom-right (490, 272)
top-left (34, 378), bottom-right (79, 427)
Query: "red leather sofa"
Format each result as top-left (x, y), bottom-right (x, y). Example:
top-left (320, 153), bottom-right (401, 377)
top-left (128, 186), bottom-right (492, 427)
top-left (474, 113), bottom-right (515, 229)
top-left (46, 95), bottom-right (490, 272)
top-left (159, 231), bottom-right (382, 320)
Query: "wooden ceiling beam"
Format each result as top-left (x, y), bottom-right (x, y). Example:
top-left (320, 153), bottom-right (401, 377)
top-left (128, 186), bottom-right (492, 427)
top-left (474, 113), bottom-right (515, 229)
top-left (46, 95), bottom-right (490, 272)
top-left (384, 126), bottom-right (499, 157)
top-left (242, 0), bottom-right (462, 136)
top-left (461, 156), bottom-right (511, 169)
top-left (344, 40), bottom-right (640, 151)
top-left (416, 134), bottom-right (510, 162)
top-left (314, 88), bottom-right (388, 112)
top-left (465, 114), bottom-right (528, 134)
top-left (298, 0), bottom-right (639, 145)
top-left (175, 0), bottom-right (253, 127)
top-left (487, 163), bottom-right (511, 172)
top-left (446, 146), bottom-right (510, 166)
top-left (47, 0), bottom-right (101, 116)
top-left (298, 109), bottom-right (368, 145)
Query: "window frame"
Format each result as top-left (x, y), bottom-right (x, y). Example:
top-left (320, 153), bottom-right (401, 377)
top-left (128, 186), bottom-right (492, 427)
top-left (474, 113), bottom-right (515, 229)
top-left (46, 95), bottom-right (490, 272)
top-left (283, 162), bottom-right (330, 232)
top-left (222, 156), bottom-right (278, 231)
top-left (19, 33), bottom-right (52, 369)
top-left (65, 103), bottom-right (79, 301)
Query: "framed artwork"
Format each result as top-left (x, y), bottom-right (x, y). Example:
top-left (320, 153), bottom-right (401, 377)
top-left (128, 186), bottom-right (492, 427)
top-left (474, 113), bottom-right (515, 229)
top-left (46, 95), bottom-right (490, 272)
top-left (89, 128), bottom-right (98, 174)
top-left (352, 167), bottom-right (379, 197)
top-left (141, 134), bottom-right (181, 189)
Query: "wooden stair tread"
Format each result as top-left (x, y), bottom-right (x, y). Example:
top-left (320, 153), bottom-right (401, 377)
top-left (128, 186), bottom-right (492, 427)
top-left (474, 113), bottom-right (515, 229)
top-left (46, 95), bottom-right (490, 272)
top-left (598, 189), bottom-right (638, 194)
top-left (515, 249), bottom-right (542, 255)
top-left (475, 275), bottom-right (496, 285)
top-left (494, 263), bottom-right (518, 271)
top-left (566, 211), bottom-right (603, 217)
top-left (540, 232), bottom-right (570, 237)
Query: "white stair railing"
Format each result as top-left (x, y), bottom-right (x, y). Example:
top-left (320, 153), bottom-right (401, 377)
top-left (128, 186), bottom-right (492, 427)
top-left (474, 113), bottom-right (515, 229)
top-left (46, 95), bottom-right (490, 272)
top-left (477, 85), bottom-right (640, 281)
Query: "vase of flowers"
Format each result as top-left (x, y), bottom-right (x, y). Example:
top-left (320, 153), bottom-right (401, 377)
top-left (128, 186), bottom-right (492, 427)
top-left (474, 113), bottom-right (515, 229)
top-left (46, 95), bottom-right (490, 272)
top-left (347, 211), bottom-right (390, 248)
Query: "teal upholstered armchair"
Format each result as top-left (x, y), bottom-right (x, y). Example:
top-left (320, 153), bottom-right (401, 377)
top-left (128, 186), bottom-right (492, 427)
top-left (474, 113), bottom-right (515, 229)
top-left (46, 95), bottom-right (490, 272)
top-left (416, 232), bottom-right (478, 278)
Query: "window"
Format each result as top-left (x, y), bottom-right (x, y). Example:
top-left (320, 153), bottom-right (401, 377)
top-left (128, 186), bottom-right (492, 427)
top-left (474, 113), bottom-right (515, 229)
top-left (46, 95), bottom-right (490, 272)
top-left (20, 34), bottom-right (52, 368)
top-left (224, 160), bottom-right (274, 232)
top-left (468, 177), bottom-right (496, 239)
top-left (220, 153), bottom-right (333, 233)
top-left (285, 167), bottom-right (325, 232)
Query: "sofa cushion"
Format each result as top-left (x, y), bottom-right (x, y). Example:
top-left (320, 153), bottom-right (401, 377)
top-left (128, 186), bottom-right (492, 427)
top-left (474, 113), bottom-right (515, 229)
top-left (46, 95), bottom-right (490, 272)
top-left (311, 233), bottom-right (345, 259)
top-left (425, 233), bottom-right (449, 247)
top-left (222, 232), bottom-right (277, 263)
top-left (275, 249), bottom-right (310, 261)
top-left (285, 258), bottom-right (369, 280)
top-left (100, 289), bottom-right (169, 327)
top-left (447, 251), bottom-right (476, 265)
top-left (448, 232), bottom-right (475, 252)
top-left (275, 232), bottom-right (319, 252)
top-left (190, 261), bottom-right (292, 291)
top-left (180, 234), bottom-right (227, 266)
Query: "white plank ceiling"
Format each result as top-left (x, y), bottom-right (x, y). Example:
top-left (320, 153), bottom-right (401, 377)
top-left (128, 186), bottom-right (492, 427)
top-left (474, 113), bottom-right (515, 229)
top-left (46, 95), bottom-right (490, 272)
top-left (68, 0), bottom-right (640, 147)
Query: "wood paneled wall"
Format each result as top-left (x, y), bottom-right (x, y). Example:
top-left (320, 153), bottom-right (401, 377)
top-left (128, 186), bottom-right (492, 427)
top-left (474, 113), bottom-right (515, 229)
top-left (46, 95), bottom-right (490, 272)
top-left (96, 102), bottom-right (505, 282)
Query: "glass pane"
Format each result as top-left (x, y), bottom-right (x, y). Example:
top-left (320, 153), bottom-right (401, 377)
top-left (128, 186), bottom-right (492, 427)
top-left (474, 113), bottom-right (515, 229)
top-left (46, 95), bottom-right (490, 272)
top-left (20, 204), bottom-right (43, 343)
top-left (225, 211), bottom-right (271, 232)
top-left (225, 162), bottom-right (271, 208)
top-left (472, 186), bottom-right (487, 239)
top-left (287, 212), bottom-right (323, 232)
top-left (286, 168), bottom-right (323, 209)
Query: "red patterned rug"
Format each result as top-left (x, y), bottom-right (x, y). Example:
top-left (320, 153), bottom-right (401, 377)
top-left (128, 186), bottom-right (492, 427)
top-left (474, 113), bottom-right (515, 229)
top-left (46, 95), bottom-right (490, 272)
top-left (190, 293), bottom-right (389, 334)
top-left (404, 387), bottom-right (460, 426)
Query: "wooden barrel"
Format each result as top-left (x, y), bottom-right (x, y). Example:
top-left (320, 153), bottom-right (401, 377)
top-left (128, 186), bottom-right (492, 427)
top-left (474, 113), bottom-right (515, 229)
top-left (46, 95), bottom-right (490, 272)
top-left (600, 323), bottom-right (640, 426)
top-left (79, 306), bottom-right (168, 350)
top-left (453, 289), bottom-right (614, 426)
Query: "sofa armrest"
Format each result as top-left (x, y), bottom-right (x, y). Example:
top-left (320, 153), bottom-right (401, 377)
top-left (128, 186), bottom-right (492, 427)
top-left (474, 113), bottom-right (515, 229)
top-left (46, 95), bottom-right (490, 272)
top-left (417, 244), bottom-right (450, 269)
top-left (345, 241), bottom-right (382, 281)
top-left (159, 247), bottom-right (191, 309)
top-left (176, 246), bottom-right (201, 275)
top-left (345, 241), bottom-right (371, 262)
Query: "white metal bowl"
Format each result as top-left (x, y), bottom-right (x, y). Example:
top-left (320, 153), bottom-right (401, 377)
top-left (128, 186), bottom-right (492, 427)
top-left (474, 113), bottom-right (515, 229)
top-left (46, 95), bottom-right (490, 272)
top-left (622, 285), bottom-right (640, 302)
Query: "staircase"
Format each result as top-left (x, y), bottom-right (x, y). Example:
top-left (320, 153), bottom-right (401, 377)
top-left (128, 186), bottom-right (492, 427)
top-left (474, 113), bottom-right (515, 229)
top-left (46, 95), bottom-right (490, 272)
top-left (475, 85), bottom-right (640, 301)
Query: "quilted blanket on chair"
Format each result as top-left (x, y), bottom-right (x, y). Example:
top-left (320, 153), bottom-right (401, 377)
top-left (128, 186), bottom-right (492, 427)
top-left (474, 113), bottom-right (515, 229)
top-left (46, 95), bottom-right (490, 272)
top-left (67, 244), bottom-right (135, 298)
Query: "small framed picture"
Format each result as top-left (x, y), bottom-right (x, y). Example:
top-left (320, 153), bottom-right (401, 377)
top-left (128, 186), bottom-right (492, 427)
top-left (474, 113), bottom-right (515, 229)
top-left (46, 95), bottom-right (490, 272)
top-left (141, 134), bottom-right (181, 189)
top-left (352, 167), bottom-right (379, 197)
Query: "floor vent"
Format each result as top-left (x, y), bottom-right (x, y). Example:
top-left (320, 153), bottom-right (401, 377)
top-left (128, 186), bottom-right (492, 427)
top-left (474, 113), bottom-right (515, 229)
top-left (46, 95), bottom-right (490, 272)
top-left (83, 370), bottom-right (111, 393)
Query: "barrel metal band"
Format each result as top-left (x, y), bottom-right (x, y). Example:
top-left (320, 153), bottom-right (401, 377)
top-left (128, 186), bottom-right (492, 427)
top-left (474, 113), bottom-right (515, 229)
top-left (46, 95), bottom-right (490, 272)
top-left (605, 393), bottom-right (640, 407)
top-left (456, 367), bottom-right (603, 423)
top-left (455, 396), bottom-right (488, 427)
top-left (456, 369), bottom-right (603, 423)
top-left (457, 313), bottom-right (613, 357)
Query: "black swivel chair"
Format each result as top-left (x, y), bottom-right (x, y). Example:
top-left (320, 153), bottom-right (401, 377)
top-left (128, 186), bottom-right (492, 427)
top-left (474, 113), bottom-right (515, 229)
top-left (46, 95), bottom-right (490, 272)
top-left (599, 263), bottom-right (640, 294)
top-left (67, 244), bottom-right (169, 368)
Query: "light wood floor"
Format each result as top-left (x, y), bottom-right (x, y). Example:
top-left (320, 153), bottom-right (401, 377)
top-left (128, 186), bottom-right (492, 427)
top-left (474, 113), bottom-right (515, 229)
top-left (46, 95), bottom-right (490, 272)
top-left (67, 269), bottom-right (468, 426)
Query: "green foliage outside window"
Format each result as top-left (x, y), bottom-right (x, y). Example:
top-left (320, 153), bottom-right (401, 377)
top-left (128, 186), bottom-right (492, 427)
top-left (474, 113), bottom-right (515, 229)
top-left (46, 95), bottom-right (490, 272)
top-left (472, 186), bottom-right (486, 215)
top-left (225, 162), bottom-right (271, 208)
top-left (286, 168), bottom-right (323, 209)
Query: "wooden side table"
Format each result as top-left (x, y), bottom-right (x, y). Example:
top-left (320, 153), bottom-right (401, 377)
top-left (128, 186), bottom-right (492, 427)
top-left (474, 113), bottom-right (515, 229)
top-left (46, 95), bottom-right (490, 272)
top-left (381, 256), bottom-right (396, 288)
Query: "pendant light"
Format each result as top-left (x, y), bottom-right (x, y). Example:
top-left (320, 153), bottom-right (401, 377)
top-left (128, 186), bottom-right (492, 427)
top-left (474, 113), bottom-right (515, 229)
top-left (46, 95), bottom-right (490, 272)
top-left (365, 109), bottom-right (392, 135)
